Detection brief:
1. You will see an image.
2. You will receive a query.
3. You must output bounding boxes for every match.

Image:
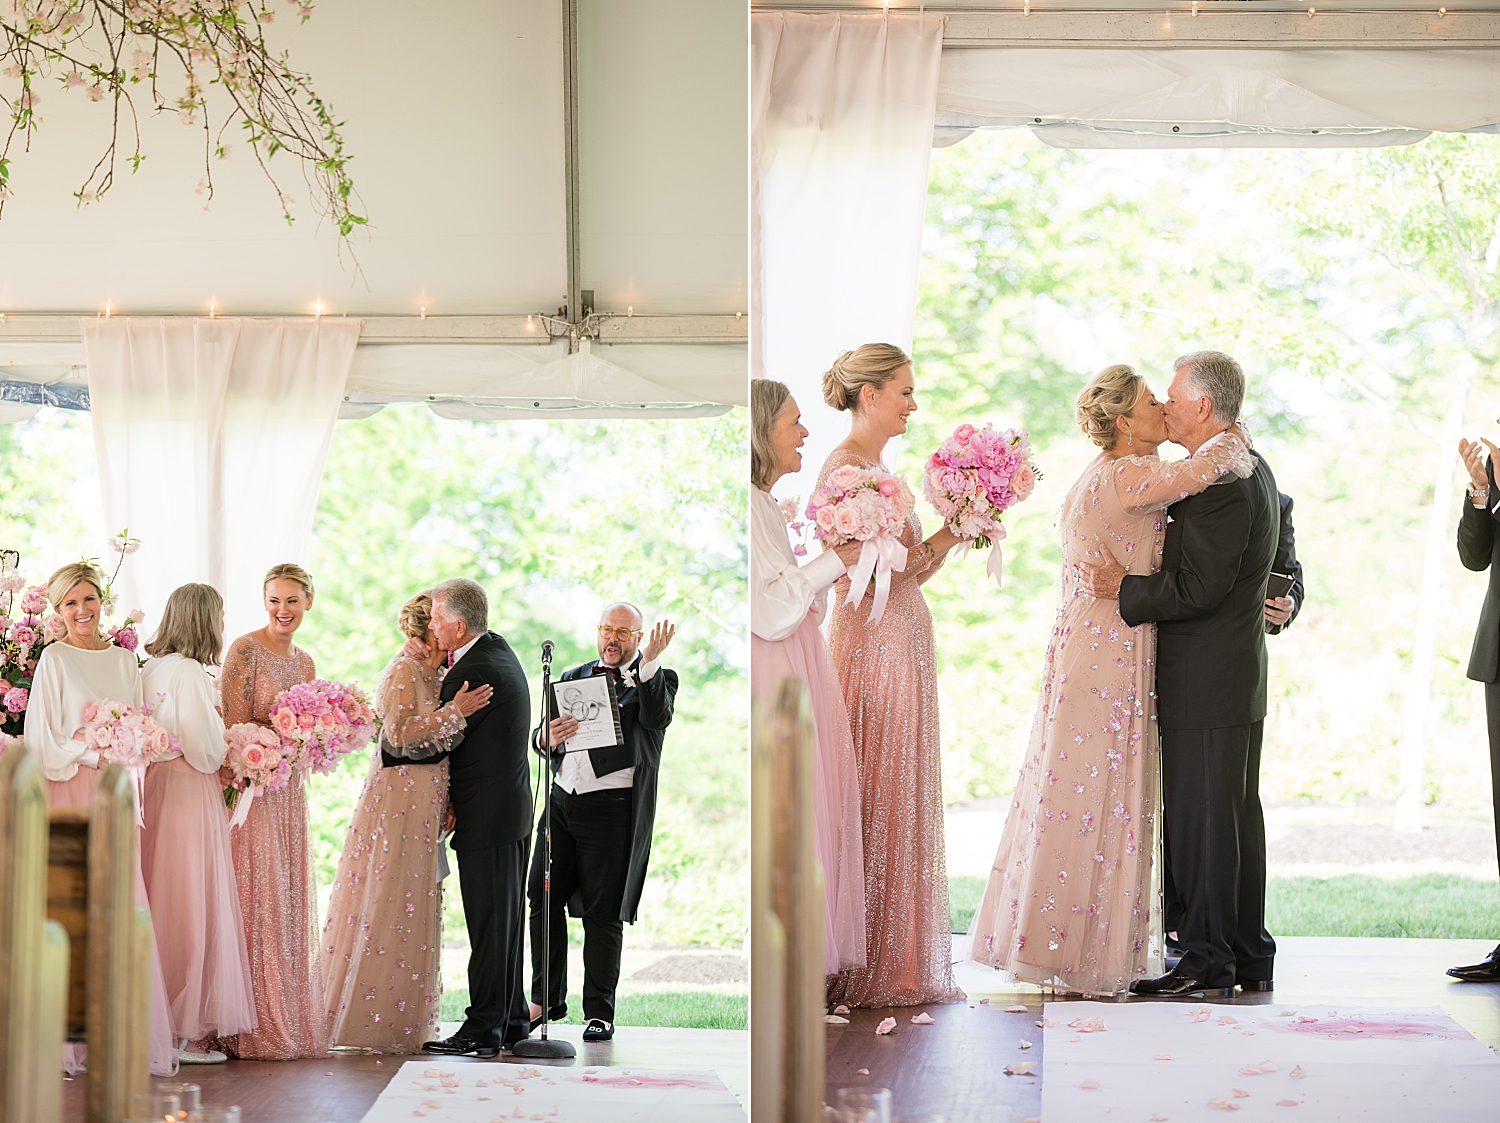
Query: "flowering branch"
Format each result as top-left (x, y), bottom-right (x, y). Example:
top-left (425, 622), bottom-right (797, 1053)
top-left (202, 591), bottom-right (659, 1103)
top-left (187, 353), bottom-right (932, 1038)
top-left (0, 0), bottom-right (365, 245)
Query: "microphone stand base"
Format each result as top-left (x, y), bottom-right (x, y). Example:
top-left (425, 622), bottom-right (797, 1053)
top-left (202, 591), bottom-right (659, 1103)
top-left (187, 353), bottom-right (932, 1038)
top-left (511, 1034), bottom-right (577, 1059)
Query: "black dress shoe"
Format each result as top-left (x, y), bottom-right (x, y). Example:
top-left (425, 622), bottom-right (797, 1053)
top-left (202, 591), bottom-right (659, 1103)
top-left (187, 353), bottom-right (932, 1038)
top-left (529, 1003), bottom-right (567, 1031)
top-left (582, 1019), bottom-right (614, 1042)
top-left (1130, 968), bottom-right (1233, 999)
top-left (1447, 944), bottom-right (1500, 982)
top-left (422, 1034), bottom-right (499, 1058)
top-left (1238, 979), bottom-right (1274, 993)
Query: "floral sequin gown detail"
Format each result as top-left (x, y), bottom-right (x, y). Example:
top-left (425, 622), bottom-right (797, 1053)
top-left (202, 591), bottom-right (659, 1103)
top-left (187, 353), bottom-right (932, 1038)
top-left (822, 449), bottom-right (965, 1010)
top-left (221, 634), bottom-right (329, 1059)
top-left (968, 434), bottom-right (1253, 996)
top-left (320, 657), bottom-right (460, 1051)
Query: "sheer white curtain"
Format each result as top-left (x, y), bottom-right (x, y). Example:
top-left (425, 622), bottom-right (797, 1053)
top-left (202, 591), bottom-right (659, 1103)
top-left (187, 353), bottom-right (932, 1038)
top-left (752, 11), bottom-right (945, 502)
top-left (83, 318), bottom-right (360, 644)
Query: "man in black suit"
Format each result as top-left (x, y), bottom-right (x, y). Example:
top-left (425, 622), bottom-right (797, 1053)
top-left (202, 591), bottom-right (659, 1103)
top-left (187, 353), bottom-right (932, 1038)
top-left (1086, 350), bottom-right (1280, 998)
top-left (1450, 435), bottom-right (1500, 982)
top-left (421, 577), bottom-right (533, 1056)
top-left (528, 603), bottom-right (678, 1042)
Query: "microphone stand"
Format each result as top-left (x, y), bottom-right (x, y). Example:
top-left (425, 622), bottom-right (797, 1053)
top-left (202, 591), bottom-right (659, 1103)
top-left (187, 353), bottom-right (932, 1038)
top-left (513, 641), bottom-right (576, 1060)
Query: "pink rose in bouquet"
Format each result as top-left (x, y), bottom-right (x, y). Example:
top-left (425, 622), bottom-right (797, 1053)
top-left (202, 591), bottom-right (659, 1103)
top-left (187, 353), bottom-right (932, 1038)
top-left (19, 587), bottom-right (48, 616)
top-left (804, 462), bottom-right (916, 624)
top-left (223, 722), bottom-right (293, 828)
top-left (923, 422), bottom-right (1043, 586)
top-left (3, 686), bottom-right (26, 714)
top-left (266, 679), bottom-right (377, 776)
top-left (80, 698), bottom-right (180, 825)
top-left (42, 614), bottom-right (67, 641)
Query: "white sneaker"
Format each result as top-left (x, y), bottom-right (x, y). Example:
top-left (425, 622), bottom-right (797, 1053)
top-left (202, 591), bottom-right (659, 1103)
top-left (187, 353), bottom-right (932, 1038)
top-left (176, 1046), bottom-right (228, 1064)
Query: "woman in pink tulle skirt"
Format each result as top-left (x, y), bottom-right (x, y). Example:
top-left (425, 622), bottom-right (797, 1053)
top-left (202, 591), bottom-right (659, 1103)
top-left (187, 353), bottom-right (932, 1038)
top-left (749, 379), bottom-right (867, 977)
top-left (141, 583), bottom-right (258, 1061)
top-left (22, 562), bottom-right (178, 1076)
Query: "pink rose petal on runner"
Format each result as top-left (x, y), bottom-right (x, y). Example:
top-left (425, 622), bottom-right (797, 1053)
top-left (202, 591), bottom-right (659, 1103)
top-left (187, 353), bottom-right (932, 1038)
top-left (1258, 1061), bottom-right (1278, 1073)
top-left (875, 1017), bottom-right (896, 1035)
top-left (825, 1015), bottom-right (849, 1024)
top-left (1070, 1036), bottom-right (1081, 1042)
top-left (1005, 1005), bottom-right (1029, 1013)
top-left (1279, 1010), bottom-right (1297, 1017)
top-left (1154, 1054), bottom-right (1173, 1061)
top-left (1004, 1061), bottom-right (1037, 1076)
top-left (1297, 1016), bottom-right (1318, 1023)
top-left (856, 1069), bottom-right (869, 1076)
top-left (911, 1013), bottom-right (935, 1025)
top-left (1035, 1020), bottom-right (1045, 1027)
top-left (1239, 1066), bottom-right (1262, 1076)
top-left (1289, 1065), bottom-right (1307, 1079)
top-left (978, 998), bottom-right (990, 1005)
top-left (834, 1005), bottom-right (850, 1014)
top-left (1219, 1016), bottom-right (1238, 1025)
top-left (1079, 1079), bottom-right (1101, 1090)
top-left (1232, 1089), bottom-right (1250, 1098)
top-left (1151, 1115), bottom-right (1169, 1121)
top-left (1277, 1101), bottom-right (1300, 1108)
top-left (1192, 1009), bottom-right (1212, 1023)
top-left (1018, 1039), bottom-right (1033, 1050)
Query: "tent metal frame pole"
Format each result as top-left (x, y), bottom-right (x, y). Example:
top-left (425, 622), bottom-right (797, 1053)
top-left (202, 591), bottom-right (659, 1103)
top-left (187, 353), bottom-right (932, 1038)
top-left (562, 0), bottom-right (582, 347)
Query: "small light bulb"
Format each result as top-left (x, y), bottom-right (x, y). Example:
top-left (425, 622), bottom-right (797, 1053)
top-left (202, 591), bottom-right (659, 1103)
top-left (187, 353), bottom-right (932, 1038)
top-left (1023, 0), bottom-right (1030, 13)
top-left (627, 306), bottom-right (634, 316)
top-left (314, 300), bottom-right (323, 317)
top-left (1307, 6), bottom-right (1315, 15)
top-left (1191, 1), bottom-right (1198, 14)
top-left (420, 306), bottom-right (426, 320)
top-left (1438, 5), bottom-right (1446, 13)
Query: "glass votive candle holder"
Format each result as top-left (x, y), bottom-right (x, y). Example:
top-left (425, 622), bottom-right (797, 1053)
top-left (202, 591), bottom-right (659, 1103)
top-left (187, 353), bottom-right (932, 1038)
top-left (836, 1086), bottom-right (893, 1123)
top-left (128, 1091), bottom-right (179, 1121)
top-left (155, 1082), bottom-right (202, 1118)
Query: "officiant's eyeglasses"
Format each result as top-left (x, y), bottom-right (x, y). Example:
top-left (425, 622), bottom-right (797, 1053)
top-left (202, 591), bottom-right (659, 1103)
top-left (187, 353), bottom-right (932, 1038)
top-left (598, 626), bottom-right (644, 641)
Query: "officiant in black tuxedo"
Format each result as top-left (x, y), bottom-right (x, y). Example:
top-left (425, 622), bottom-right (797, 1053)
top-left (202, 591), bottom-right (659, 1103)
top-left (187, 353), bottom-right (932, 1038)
top-left (420, 577), bottom-right (534, 1057)
top-left (528, 603), bottom-right (678, 1042)
top-left (1450, 434), bottom-right (1500, 983)
top-left (1087, 351), bottom-right (1280, 998)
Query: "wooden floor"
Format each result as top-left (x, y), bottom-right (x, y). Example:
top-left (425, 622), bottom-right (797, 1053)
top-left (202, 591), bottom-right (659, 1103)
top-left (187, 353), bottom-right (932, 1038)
top-left (61, 1024), bottom-right (748, 1123)
top-left (823, 936), bottom-right (1500, 1123)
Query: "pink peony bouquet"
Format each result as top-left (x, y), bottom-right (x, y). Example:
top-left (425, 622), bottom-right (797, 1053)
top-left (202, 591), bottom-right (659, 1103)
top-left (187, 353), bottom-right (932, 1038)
top-left (805, 462), bottom-right (916, 624)
top-left (81, 698), bottom-right (180, 824)
top-left (223, 722), bottom-right (293, 828)
top-left (923, 422), bottom-right (1042, 587)
top-left (0, 557), bottom-right (46, 738)
top-left (267, 679), bottom-right (378, 776)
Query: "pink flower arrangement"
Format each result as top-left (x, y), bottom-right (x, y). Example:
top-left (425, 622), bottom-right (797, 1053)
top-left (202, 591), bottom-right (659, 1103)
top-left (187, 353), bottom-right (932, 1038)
top-left (266, 679), bottom-right (377, 776)
top-left (3, 686), bottom-right (27, 714)
top-left (0, 562), bottom-right (43, 739)
top-left (80, 698), bottom-right (180, 771)
top-left (805, 463), bottom-right (916, 624)
top-left (224, 722), bottom-right (292, 794)
top-left (923, 422), bottom-right (1041, 586)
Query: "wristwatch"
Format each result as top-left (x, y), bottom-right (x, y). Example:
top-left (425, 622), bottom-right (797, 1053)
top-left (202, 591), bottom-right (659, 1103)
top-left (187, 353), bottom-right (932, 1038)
top-left (1470, 485), bottom-right (1490, 507)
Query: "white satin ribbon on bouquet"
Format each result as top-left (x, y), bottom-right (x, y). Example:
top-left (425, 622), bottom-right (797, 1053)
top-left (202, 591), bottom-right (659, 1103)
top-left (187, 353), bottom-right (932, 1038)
top-left (127, 762), bottom-right (147, 829)
top-left (228, 782), bottom-right (257, 830)
top-left (844, 535), bottom-right (909, 625)
top-left (951, 524), bottom-right (1008, 589)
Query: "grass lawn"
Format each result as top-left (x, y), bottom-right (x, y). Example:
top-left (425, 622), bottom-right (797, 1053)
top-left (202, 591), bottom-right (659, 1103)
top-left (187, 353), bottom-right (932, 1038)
top-left (948, 873), bottom-right (1500, 938)
top-left (440, 987), bottom-right (747, 1031)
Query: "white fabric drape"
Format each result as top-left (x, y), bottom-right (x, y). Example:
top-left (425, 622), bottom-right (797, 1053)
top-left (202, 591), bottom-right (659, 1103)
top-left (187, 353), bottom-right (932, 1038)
top-left (752, 11), bottom-right (945, 503)
top-left (84, 318), bottom-right (360, 642)
top-left (934, 48), bottom-right (1500, 149)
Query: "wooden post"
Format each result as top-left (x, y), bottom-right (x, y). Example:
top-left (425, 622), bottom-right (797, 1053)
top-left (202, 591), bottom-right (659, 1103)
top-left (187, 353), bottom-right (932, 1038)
top-left (85, 763), bottom-right (147, 1123)
top-left (768, 678), bottom-right (825, 1123)
top-left (35, 920), bottom-right (69, 1123)
top-left (1, 744), bottom-right (59, 1123)
top-left (750, 696), bottom-right (786, 1123)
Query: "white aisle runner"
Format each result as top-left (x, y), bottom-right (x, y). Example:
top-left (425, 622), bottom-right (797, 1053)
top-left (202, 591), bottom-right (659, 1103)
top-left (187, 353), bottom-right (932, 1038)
top-left (358, 1060), bottom-right (746, 1122)
top-left (1041, 1001), bottom-right (1500, 1122)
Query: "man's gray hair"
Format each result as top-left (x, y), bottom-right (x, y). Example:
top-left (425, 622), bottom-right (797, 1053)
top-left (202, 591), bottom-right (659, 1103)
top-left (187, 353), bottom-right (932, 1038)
top-left (1174, 350), bottom-right (1245, 426)
top-left (432, 578), bottom-right (488, 636)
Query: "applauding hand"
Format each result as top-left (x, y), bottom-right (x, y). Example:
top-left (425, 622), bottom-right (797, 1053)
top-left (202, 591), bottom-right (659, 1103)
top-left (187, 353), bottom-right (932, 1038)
top-left (642, 619), bottom-right (676, 663)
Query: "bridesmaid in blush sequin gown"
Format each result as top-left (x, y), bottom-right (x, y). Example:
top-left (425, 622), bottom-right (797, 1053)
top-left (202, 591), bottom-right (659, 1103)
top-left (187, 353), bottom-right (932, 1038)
top-left (818, 345), bottom-right (966, 1010)
top-left (968, 365), bottom-right (1253, 996)
top-left (220, 563), bottom-right (329, 1059)
top-left (320, 593), bottom-right (491, 1051)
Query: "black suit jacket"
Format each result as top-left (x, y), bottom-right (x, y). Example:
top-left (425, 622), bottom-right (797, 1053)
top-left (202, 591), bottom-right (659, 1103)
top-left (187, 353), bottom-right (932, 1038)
top-left (442, 632), bottom-right (532, 850)
top-left (536, 654), bottom-right (678, 923)
top-left (1118, 450), bottom-right (1280, 729)
top-left (1266, 490), bottom-right (1305, 636)
top-left (1458, 456), bottom-right (1500, 683)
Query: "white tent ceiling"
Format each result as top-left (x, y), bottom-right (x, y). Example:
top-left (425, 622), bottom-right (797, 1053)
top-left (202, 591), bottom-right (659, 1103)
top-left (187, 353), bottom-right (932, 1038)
top-left (0, 0), bottom-right (748, 415)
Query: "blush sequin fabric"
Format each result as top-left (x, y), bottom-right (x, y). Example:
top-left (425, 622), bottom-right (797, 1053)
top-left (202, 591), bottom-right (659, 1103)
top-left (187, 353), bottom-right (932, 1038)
top-left (821, 449), bottom-right (965, 1010)
top-left (967, 434), bottom-right (1253, 996)
top-left (320, 657), bottom-right (457, 1051)
top-left (221, 633), bottom-right (330, 1059)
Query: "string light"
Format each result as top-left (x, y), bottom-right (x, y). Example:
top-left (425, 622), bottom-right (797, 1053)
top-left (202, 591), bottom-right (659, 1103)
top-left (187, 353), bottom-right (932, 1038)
top-left (104, 303), bottom-right (112, 318)
top-left (209, 300), bottom-right (216, 319)
top-left (420, 305), bottom-right (427, 320)
top-left (1438, 5), bottom-right (1446, 13)
top-left (1023, 0), bottom-right (1030, 14)
top-left (1191, 1), bottom-right (1198, 15)
top-left (314, 300), bottom-right (323, 318)
top-left (627, 306), bottom-right (634, 316)
top-left (736, 311), bottom-right (744, 319)
top-left (526, 314), bottom-right (537, 332)
top-left (1307, 6), bottom-right (1315, 16)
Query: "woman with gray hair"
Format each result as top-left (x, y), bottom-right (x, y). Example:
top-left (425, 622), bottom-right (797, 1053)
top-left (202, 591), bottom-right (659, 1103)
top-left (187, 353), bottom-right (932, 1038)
top-left (750, 378), bottom-right (867, 977)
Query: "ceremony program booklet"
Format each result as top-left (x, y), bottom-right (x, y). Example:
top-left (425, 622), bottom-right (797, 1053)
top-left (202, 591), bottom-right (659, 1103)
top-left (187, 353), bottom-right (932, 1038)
top-left (549, 674), bottom-right (625, 752)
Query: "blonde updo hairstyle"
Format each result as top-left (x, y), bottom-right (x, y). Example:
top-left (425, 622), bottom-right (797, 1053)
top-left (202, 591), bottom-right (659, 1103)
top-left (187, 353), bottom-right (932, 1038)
top-left (46, 562), bottom-right (108, 638)
top-left (398, 592), bottom-right (434, 642)
top-left (822, 343), bottom-right (912, 413)
top-left (263, 562), bottom-right (315, 599)
top-left (1076, 364), bottom-right (1148, 452)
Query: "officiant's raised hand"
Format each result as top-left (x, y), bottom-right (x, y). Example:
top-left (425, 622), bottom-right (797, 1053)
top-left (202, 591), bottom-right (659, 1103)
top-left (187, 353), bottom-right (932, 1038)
top-left (642, 619), bottom-right (677, 663)
top-left (1082, 552), bottom-right (1127, 600)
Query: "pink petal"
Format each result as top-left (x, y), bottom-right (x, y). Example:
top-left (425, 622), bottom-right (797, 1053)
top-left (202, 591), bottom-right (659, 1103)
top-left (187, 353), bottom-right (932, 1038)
top-left (875, 1017), bottom-right (896, 1036)
top-left (911, 1013), bottom-right (935, 1025)
top-left (1277, 1101), bottom-right (1300, 1108)
top-left (825, 1015), bottom-right (849, 1024)
top-left (1004, 1061), bottom-right (1037, 1076)
top-left (1258, 1061), bottom-right (1278, 1073)
top-left (1279, 1010), bottom-right (1297, 1017)
top-left (1232, 1089), bottom-right (1250, 1098)
top-left (1151, 1116), bottom-right (1169, 1121)
top-left (855, 1069), bottom-right (869, 1076)
top-left (1239, 1066), bottom-right (1262, 1076)
top-left (1018, 1039), bottom-right (1033, 1049)
top-left (1005, 1005), bottom-right (1029, 1013)
top-left (834, 1005), bottom-right (850, 1014)
top-left (978, 998), bottom-right (990, 1005)
top-left (1079, 1079), bottom-right (1101, 1090)
top-left (1154, 1054), bottom-right (1173, 1061)
top-left (1289, 1065), bottom-right (1307, 1079)
top-left (1070, 1036), bottom-right (1081, 1042)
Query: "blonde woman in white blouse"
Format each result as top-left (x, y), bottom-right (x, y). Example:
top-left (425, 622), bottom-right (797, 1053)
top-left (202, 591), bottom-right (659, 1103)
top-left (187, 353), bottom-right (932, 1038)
top-left (23, 561), bottom-right (178, 1076)
top-left (141, 583), bottom-right (258, 1064)
top-left (749, 378), bottom-right (866, 976)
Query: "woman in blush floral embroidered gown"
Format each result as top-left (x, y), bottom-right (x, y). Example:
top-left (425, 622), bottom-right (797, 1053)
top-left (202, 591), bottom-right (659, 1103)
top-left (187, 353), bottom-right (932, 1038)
top-left (749, 379), bottom-right (866, 978)
top-left (320, 593), bottom-right (491, 1051)
top-left (24, 562), bottom-right (178, 1075)
top-left (967, 364), bottom-right (1253, 996)
top-left (220, 562), bottom-right (327, 1059)
top-left (819, 344), bottom-right (966, 1010)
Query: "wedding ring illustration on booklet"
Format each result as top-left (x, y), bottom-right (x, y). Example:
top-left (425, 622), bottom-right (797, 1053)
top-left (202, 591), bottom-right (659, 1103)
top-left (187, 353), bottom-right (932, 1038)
top-left (550, 673), bottom-right (625, 752)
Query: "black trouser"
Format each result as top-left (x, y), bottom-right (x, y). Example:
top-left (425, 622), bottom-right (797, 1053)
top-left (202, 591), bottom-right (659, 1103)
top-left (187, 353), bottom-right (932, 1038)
top-left (456, 835), bottom-right (532, 1047)
top-left (528, 784), bottom-right (632, 1023)
top-left (1162, 819), bottom-right (1184, 943)
top-left (1160, 722), bottom-right (1276, 989)
top-left (1485, 682), bottom-right (1500, 884)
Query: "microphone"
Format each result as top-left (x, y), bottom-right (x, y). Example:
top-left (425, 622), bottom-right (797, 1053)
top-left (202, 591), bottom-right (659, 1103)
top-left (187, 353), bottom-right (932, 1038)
top-left (541, 639), bottom-right (554, 665)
